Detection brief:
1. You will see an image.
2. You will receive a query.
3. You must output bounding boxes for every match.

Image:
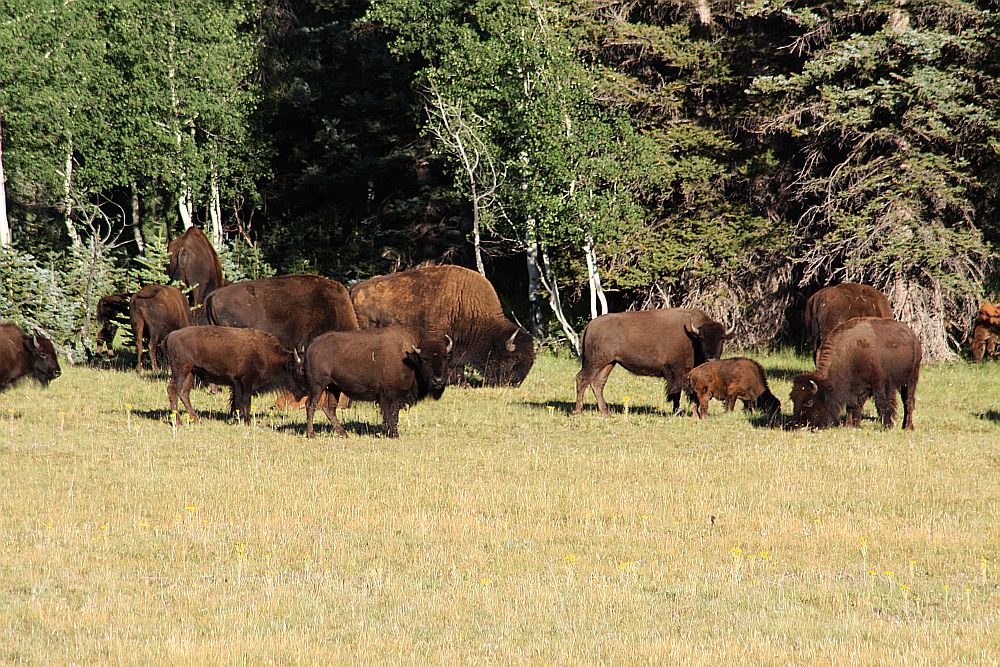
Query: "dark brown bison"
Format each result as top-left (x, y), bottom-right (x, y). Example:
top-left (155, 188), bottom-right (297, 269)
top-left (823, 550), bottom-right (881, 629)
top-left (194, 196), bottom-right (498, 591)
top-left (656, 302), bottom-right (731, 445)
top-left (790, 317), bottom-right (921, 430)
top-left (95, 293), bottom-right (131, 357)
top-left (573, 308), bottom-right (732, 416)
top-left (804, 283), bottom-right (893, 360)
top-left (303, 326), bottom-right (451, 438)
top-left (167, 226), bottom-right (224, 311)
top-left (0, 323), bottom-right (61, 391)
top-left (205, 274), bottom-right (359, 351)
top-left (971, 302), bottom-right (1000, 362)
top-left (684, 358), bottom-right (781, 422)
top-left (350, 265), bottom-right (534, 387)
top-left (130, 285), bottom-right (191, 372)
top-left (164, 326), bottom-right (306, 425)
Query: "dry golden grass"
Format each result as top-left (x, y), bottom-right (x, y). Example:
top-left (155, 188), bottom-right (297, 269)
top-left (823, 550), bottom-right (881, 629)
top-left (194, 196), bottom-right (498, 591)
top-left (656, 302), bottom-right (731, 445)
top-left (0, 350), bottom-right (998, 664)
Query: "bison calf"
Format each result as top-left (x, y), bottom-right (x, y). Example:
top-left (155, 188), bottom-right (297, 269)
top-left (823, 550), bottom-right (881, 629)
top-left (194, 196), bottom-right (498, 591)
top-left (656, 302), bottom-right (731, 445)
top-left (0, 323), bottom-right (61, 391)
top-left (684, 358), bottom-right (781, 423)
top-left (303, 326), bottom-right (451, 438)
top-left (164, 326), bottom-right (306, 425)
top-left (790, 317), bottom-right (921, 430)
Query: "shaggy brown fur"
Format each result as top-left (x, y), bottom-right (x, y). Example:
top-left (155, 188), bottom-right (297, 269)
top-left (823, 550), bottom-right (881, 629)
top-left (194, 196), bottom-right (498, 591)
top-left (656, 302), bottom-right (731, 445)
top-left (130, 285), bottom-right (191, 372)
top-left (167, 227), bottom-right (225, 312)
top-left (0, 323), bottom-right (60, 391)
top-left (804, 283), bottom-right (892, 361)
top-left (684, 357), bottom-right (781, 423)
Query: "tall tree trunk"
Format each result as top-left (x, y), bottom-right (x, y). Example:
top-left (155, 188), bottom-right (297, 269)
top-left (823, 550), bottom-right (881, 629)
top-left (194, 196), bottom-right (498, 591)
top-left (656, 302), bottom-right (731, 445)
top-left (169, 14), bottom-right (193, 230)
top-left (0, 119), bottom-right (10, 248)
top-left (130, 182), bottom-right (144, 253)
top-left (63, 136), bottom-right (81, 248)
top-left (526, 220), bottom-right (579, 353)
top-left (209, 163), bottom-right (223, 249)
top-left (525, 245), bottom-right (544, 339)
top-left (584, 234), bottom-right (608, 320)
top-left (471, 181), bottom-right (485, 276)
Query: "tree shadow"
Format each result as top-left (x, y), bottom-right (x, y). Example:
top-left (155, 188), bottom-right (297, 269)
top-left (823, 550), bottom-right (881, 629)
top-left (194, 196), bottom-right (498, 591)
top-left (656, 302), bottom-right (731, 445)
top-left (976, 409), bottom-right (1000, 424)
top-left (518, 399), bottom-right (670, 416)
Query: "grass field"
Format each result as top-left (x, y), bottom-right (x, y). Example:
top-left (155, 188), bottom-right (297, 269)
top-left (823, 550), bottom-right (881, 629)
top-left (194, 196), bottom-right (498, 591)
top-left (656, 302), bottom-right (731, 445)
top-left (1, 349), bottom-right (998, 664)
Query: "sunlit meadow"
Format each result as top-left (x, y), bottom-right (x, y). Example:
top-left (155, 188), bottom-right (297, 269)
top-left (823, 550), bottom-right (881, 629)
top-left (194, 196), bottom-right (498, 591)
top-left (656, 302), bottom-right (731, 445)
top-left (1, 350), bottom-right (997, 664)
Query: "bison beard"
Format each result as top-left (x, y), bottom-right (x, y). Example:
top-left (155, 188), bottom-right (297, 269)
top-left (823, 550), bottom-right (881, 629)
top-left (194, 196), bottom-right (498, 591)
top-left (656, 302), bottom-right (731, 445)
top-left (303, 326), bottom-right (451, 438)
top-left (0, 323), bottom-right (61, 391)
top-left (573, 308), bottom-right (732, 416)
top-left (164, 326), bottom-right (306, 425)
top-left (349, 265), bottom-right (534, 387)
top-left (790, 317), bottom-right (921, 430)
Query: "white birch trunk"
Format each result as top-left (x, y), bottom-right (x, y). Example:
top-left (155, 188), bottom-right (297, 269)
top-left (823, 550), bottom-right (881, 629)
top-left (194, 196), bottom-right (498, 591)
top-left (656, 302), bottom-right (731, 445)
top-left (0, 119), bottom-right (10, 248)
top-left (584, 234), bottom-right (608, 320)
top-left (62, 137), bottom-right (81, 248)
top-left (169, 15), bottom-right (193, 230)
top-left (525, 244), bottom-right (544, 339)
top-left (209, 164), bottom-right (223, 248)
top-left (130, 182), bottom-right (144, 253)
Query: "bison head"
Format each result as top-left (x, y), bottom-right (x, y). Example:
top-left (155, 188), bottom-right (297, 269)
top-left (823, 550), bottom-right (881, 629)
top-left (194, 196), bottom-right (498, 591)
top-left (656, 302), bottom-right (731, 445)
top-left (684, 321), bottom-right (733, 364)
top-left (483, 327), bottom-right (536, 387)
top-left (27, 334), bottom-right (61, 386)
top-left (405, 335), bottom-right (452, 400)
top-left (789, 373), bottom-right (838, 428)
top-left (971, 323), bottom-right (994, 362)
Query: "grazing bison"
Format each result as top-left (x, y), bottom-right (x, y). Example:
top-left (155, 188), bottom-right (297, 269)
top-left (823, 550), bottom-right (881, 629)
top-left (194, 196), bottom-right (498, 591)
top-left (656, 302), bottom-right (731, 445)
top-left (0, 323), bottom-right (61, 391)
top-left (206, 274), bottom-right (359, 351)
top-left (790, 317), bottom-right (921, 430)
top-left (573, 308), bottom-right (732, 416)
top-left (95, 293), bottom-right (131, 358)
top-left (971, 302), bottom-right (1000, 362)
top-left (130, 285), bottom-right (191, 372)
top-left (167, 226), bottom-right (224, 312)
top-left (684, 358), bottom-right (781, 423)
top-left (164, 326), bottom-right (306, 425)
top-left (804, 283), bottom-right (893, 360)
top-left (303, 326), bottom-right (451, 438)
top-left (350, 265), bottom-right (534, 387)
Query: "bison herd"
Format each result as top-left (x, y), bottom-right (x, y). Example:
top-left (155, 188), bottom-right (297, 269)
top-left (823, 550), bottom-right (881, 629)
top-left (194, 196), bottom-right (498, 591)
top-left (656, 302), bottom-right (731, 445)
top-left (2, 227), bottom-right (997, 434)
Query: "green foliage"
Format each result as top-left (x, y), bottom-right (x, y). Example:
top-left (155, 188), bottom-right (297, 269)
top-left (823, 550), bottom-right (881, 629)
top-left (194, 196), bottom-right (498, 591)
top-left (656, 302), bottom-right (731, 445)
top-left (219, 238), bottom-right (276, 283)
top-left (125, 233), bottom-right (171, 291)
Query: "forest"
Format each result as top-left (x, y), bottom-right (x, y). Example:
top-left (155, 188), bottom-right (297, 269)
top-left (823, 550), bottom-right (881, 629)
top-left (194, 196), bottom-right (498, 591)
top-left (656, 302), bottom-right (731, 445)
top-left (1, 0), bottom-right (998, 360)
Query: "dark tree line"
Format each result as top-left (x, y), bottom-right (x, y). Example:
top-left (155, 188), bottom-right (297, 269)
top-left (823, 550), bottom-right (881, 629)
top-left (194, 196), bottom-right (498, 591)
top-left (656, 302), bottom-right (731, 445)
top-left (2, 0), bottom-right (998, 358)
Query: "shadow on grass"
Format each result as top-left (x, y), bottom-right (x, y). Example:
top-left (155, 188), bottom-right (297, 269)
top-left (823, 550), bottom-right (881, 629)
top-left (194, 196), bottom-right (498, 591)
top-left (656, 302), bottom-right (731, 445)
top-left (518, 399), bottom-right (671, 417)
top-left (272, 420), bottom-right (382, 437)
top-left (976, 409), bottom-right (1000, 424)
top-left (133, 408), bottom-right (234, 423)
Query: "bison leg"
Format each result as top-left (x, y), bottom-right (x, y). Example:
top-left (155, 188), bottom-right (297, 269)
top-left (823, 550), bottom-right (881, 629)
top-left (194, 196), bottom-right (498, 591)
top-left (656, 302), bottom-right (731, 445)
top-left (724, 395), bottom-right (737, 413)
top-left (573, 363), bottom-right (613, 416)
top-left (177, 371), bottom-right (198, 424)
top-left (134, 318), bottom-right (146, 371)
top-left (380, 398), bottom-right (402, 438)
top-left (589, 364), bottom-right (616, 416)
top-left (695, 393), bottom-right (710, 419)
top-left (873, 383), bottom-right (897, 429)
top-left (149, 335), bottom-right (160, 373)
top-left (573, 366), bottom-right (595, 415)
top-left (900, 375), bottom-right (918, 431)
top-left (239, 386), bottom-right (253, 424)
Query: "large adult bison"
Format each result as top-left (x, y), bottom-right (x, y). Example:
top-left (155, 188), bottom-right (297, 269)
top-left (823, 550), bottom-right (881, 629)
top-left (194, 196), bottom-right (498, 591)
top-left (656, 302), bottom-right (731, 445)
top-left (163, 326), bottom-right (306, 425)
top-left (130, 285), bottom-right (191, 372)
top-left (350, 265), bottom-right (534, 387)
top-left (971, 302), bottom-right (1000, 362)
top-left (804, 283), bottom-right (893, 360)
top-left (790, 317), bottom-right (921, 430)
top-left (303, 326), bottom-right (451, 438)
top-left (167, 226), bottom-right (224, 312)
top-left (573, 308), bottom-right (732, 416)
top-left (205, 274), bottom-right (359, 351)
top-left (0, 323), bottom-right (61, 391)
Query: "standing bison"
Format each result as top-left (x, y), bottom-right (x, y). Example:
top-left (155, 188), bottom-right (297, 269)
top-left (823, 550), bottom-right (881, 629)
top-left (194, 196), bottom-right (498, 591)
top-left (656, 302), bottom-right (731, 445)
top-left (804, 283), bottom-right (893, 360)
top-left (790, 317), bottom-right (921, 430)
top-left (0, 323), bottom-right (61, 391)
top-left (573, 308), bottom-right (732, 416)
top-left (130, 285), bottom-right (191, 372)
top-left (206, 274), bottom-right (359, 351)
top-left (684, 358), bottom-right (781, 423)
top-left (971, 302), bottom-right (1000, 362)
top-left (95, 293), bottom-right (131, 358)
top-left (167, 226), bottom-right (224, 312)
top-left (303, 326), bottom-right (451, 438)
top-left (164, 326), bottom-right (306, 425)
top-left (350, 265), bottom-right (534, 387)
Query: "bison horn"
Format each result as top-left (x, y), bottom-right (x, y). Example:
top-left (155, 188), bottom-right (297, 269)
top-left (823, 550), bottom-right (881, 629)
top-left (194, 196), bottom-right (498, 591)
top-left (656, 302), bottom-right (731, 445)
top-left (506, 330), bottom-right (518, 352)
top-left (411, 344), bottom-right (422, 354)
top-left (293, 348), bottom-right (301, 365)
top-left (808, 379), bottom-right (818, 394)
top-left (685, 323), bottom-right (701, 336)
top-left (444, 334), bottom-right (453, 354)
